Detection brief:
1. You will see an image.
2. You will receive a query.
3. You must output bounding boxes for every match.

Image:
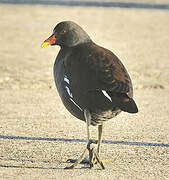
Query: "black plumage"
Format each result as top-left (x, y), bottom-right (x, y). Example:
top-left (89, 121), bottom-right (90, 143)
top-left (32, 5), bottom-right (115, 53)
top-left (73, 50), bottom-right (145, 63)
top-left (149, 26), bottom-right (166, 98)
top-left (42, 21), bottom-right (138, 169)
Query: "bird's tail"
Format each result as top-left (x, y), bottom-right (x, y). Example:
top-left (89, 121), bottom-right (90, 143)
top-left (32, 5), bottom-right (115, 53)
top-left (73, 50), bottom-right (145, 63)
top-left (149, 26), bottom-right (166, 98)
top-left (108, 92), bottom-right (138, 113)
top-left (118, 97), bottom-right (138, 113)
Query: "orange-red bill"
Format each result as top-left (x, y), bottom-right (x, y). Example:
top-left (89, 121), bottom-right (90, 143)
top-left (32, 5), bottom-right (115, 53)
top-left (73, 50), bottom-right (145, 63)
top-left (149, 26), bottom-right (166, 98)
top-left (41, 34), bottom-right (56, 47)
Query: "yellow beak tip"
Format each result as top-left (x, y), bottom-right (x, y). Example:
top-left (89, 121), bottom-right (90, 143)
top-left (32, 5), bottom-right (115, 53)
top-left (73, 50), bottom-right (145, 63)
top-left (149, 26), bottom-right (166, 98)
top-left (41, 42), bottom-right (50, 48)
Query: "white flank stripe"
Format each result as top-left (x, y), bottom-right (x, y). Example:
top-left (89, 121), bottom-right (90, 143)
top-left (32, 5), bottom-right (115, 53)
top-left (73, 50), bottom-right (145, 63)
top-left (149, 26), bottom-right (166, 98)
top-left (65, 86), bottom-right (73, 98)
top-left (70, 98), bottom-right (83, 111)
top-left (64, 75), bottom-right (70, 84)
top-left (102, 90), bottom-right (112, 101)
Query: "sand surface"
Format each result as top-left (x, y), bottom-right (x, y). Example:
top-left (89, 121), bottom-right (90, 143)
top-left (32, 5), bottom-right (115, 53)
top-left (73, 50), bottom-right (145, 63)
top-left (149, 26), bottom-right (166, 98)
top-left (0, 3), bottom-right (169, 180)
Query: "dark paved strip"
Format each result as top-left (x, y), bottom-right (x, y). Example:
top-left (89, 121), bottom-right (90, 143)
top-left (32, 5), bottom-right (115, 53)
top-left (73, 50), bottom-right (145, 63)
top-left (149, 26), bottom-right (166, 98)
top-left (0, 0), bottom-right (169, 10)
top-left (1, 135), bottom-right (169, 147)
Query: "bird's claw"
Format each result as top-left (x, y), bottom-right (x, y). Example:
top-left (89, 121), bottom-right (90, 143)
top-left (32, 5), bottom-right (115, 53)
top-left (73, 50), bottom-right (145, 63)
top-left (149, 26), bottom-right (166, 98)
top-left (65, 141), bottom-right (105, 169)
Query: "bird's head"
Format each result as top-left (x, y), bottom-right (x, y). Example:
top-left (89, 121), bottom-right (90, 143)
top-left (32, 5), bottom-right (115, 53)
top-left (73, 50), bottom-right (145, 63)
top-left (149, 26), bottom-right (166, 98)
top-left (41, 21), bottom-right (91, 48)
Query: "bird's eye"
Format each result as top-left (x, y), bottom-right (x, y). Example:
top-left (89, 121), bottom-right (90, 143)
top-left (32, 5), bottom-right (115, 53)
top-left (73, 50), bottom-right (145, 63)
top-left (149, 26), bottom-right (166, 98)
top-left (60, 29), bottom-right (67, 35)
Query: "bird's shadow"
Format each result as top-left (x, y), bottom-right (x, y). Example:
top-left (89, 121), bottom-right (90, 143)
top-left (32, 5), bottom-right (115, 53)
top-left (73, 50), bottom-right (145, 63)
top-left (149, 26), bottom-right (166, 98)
top-left (0, 135), bottom-right (169, 170)
top-left (0, 156), bottom-right (89, 170)
top-left (0, 163), bottom-right (89, 170)
top-left (0, 164), bottom-right (62, 170)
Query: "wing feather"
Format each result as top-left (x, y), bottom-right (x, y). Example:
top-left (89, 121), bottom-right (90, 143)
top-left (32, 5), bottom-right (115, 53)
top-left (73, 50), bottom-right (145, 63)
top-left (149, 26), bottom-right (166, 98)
top-left (86, 44), bottom-right (133, 96)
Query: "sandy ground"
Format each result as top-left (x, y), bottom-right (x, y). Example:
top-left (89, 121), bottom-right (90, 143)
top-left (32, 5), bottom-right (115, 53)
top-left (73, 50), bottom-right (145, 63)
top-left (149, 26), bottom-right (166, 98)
top-left (0, 3), bottom-right (169, 180)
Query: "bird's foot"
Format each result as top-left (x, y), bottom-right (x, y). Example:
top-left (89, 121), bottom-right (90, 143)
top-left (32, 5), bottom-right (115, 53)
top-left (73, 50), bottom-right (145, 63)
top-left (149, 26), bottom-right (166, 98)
top-left (64, 141), bottom-right (105, 169)
top-left (66, 156), bottom-right (89, 164)
top-left (64, 148), bottom-right (87, 169)
top-left (87, 141), bottom-right (105, 169)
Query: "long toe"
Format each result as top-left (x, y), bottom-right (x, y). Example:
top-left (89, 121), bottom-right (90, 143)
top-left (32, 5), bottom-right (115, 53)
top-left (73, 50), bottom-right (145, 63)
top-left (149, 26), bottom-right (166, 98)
top-left (64, 148), bottom-right (87, 169)
top-left (66, 156), bottom-right (89, 164)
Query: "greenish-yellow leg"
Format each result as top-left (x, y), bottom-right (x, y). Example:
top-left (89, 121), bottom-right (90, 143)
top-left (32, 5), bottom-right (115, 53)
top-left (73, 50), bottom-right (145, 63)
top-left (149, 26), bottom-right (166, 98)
top-left (65, 109), bottom-right (105, 169)
top-left (96, 123), bottom-right (116, 165)
top-left (97, 123), bottom-right (103, 156)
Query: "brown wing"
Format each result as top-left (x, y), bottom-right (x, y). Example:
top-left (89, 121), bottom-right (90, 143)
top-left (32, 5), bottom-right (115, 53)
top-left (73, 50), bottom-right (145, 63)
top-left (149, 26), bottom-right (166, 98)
top-left (86, 44), bottom-right (133, 97)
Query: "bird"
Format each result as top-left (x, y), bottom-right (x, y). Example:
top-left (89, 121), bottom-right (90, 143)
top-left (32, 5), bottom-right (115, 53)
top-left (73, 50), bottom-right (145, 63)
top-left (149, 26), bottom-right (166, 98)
top-left (41, 21), bottom-right (138, 169)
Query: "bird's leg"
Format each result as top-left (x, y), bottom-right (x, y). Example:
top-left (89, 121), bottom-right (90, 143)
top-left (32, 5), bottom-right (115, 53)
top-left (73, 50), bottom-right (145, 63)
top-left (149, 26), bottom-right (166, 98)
top-left (84, 109), bottom-right (105, 169)
top-left (84, 109), bottom-right (95, 169)
top-left (91, 123), bottom-right (105, 169)
top-left (97, 123), bottom-right (104, 156)
top-left (65, 109), bottom-right (105, 169)
top-left (96, 123), bottom-right (116, 165)
top-left (64, 109), bottom-right (91, 169)
top-left (84, 109), bottom-right (91, 141)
